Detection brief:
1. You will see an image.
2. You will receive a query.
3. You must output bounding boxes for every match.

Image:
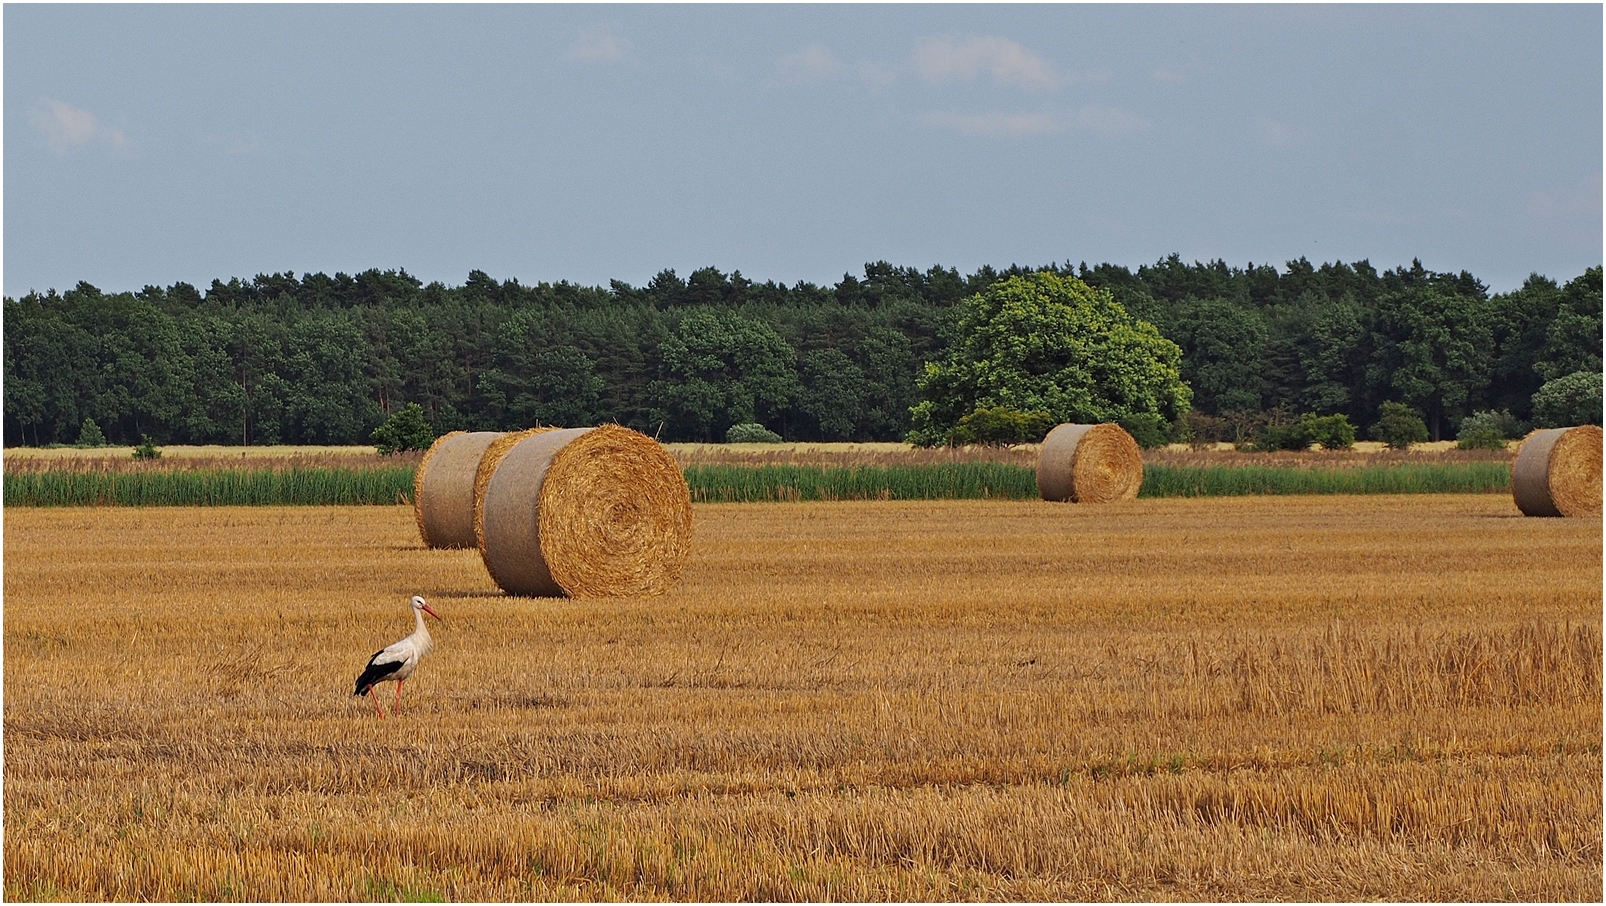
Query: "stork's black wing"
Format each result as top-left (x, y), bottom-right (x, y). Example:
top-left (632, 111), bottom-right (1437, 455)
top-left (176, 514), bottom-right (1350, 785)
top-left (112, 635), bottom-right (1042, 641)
top-left (353, 653), bottom-right (406, 695)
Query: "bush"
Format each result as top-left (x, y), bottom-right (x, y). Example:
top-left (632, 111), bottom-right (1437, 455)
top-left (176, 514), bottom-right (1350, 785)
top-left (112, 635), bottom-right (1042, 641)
top-left (726, 422), bottom-right (783, 444)
top-left (372, 403), bottom-right (436, 455)
top-left (945, 406), bottom-right (1055, 446)
top-left (1371, 402), bottom-right (1429, 450)
top-left (74, 418), bottom-right (108, 449)
top-left (1456, 409), bottom-right (1524, 450)
top-left (1116, 412), bottom-right (1171, 450)
top-left (1250, 412), bottom-right (1354, 452)
top-left (1182, 411), bottom-right (1230, 449)
top-left (1531, 371), bottom-right (1603, 428)
top-left (132, 434), bottom-right (162, 460)
top-left (1302, 413), bottom-right (1356, 450)
top-left (1253, 421), bottom-right (1308, 452)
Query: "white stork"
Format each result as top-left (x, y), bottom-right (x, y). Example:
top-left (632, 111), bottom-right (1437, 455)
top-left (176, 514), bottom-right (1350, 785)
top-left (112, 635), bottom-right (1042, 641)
top-left (353, 595), bottom-right (441, 718)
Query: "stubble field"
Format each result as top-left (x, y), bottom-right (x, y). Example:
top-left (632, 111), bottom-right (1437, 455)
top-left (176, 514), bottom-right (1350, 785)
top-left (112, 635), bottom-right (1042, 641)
top-left (3, 495), bottom-right (1600, 901)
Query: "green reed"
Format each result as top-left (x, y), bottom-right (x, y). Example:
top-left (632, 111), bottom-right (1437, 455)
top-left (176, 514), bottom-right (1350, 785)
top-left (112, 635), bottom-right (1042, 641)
top-left (4, 467), bottom-right (415, 507)
top-left (2, 461), bottom-right (1509, 507)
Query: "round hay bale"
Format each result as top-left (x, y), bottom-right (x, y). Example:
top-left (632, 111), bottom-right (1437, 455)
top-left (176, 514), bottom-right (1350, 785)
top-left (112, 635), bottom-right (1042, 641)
top-left (1511, 425), bottom-right (1602, 518)
top-left (414, 431), bottom-right (502, 548)
top-left (1037, 422), bottom-right (1144, 503)
top-left (472, 426), bottom-right (559, 552)
top-left (478, 424), bottom-right (693, 597)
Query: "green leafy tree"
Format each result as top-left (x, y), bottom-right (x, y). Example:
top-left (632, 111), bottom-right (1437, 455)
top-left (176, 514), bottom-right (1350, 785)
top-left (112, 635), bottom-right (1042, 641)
top-left (1534, 267), bottom-right (1603, 383)
top-left (1366, 280), bottom-right (1492, 441)
top-left (75, 417), bottom-right (108, 448)
top-left (372, 402), bottom-right (436, 455)
top-left (132, 434), bottom-right (162, 460)
top-left (906, 272), bottom-right (1191, 446)
top-left (655, 308), bottom-right (799, 441)
top-left (1531, 371), bottom-right (1603, 428)
top-left (1456, 409), bottom-right (1524, 450)
top-left (1117, 412), bottom-right (1172, 449)
top-left (1484, 274), bottom-right (1562, 420)
top-left (1371, 401), bottom-right (1429, 449)
top-left (1165, 298), bottom-right (1266, 414)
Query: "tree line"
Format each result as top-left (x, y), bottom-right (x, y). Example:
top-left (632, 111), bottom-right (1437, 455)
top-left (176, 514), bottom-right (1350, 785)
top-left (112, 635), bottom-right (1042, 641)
top-left (4, 257), bottom-right (1599, 448)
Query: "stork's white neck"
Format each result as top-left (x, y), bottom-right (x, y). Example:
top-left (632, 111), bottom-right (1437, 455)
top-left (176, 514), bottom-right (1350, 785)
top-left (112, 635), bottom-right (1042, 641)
top-left (410, 606), bottom-right (433, 655)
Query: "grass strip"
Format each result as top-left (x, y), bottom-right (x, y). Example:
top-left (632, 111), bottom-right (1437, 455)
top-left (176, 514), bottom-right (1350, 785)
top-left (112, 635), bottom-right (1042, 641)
top-left (684, 463), bottom-right (1040, 503)
top-left (3, 467), bottom-right (415, 507)
top-left (2, 461), bottom-right (1511, 507)
top-left (1139, 462), bottom-right (1511, 497)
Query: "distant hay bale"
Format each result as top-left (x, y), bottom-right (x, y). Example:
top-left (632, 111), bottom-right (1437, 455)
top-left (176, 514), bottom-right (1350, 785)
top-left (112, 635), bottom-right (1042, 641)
top-left (1037, 422), bottom-right (1144, 503)
top-left (478, 425), bottom-right (694, 597)
top-left (1512, 426), bottom-right (1602, 518)
top-left (413, 431), bottom-right (501, 548)
top-left (472, 427), bottom-right (559, 552)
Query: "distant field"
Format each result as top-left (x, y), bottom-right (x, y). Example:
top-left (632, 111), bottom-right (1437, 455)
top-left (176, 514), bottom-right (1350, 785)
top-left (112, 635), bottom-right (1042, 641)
top-left (3, 439), bottom-right (1513, 474)
top-left (4, 444), bottom-right (389, 459)
top-left (4, 496), bottom-right (1598, 900)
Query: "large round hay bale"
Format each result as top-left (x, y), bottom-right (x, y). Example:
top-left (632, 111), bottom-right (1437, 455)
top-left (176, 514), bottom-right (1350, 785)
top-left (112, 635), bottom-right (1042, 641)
top-left (414, 431), bottom-right (502, 548)
top-left (472, 427), bottom-right (559, 552)
top-left (1037, 422), bottom-right (1144, 503)
top-left (478, 424), bottom-right (694, 597)
top-left (1511, 425), bottom-right (1602, 518)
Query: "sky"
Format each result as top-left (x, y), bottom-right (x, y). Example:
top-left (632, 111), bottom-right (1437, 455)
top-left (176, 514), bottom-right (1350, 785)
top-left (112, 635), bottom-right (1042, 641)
top-left (4, 3), bottom-right (1601, 299)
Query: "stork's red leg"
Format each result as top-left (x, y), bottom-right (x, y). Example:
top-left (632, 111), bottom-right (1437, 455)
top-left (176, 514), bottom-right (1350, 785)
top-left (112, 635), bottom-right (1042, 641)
top-left (368, 687), bottom-right (386, 719)
top-left (393, 679), bottom-right (404, 716)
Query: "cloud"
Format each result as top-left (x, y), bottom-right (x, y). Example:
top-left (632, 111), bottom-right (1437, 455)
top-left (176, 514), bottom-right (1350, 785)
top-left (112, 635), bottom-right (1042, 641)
top-left (566, 25), bottom-right (630, 64)
top-left (912, 36), bottom-right (1058, 91)
top-left (29, 98), bottom-right (126, 153)
top-left (922, 110), bottom-right (1064, 137)
top-left (778, 44), bottom-right (898, 88)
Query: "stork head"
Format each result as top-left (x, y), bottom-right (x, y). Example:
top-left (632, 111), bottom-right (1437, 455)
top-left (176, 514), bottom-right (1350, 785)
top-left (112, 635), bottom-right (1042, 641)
top-left (411, 595), bottom-right (441, 621)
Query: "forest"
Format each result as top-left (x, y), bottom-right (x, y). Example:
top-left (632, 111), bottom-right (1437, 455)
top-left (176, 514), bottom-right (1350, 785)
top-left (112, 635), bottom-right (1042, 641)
top-left (3, 256), bottom-right (1600, 447)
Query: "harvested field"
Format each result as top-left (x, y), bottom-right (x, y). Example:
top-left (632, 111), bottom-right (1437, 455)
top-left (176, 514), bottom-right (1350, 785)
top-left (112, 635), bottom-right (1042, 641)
top-left (3, 496), bottom-right (1600, 900)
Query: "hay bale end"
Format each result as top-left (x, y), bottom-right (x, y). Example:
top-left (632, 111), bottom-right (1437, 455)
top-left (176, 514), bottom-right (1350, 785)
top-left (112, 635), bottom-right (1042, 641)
top-left (414, 431), bottom-right (502, 548)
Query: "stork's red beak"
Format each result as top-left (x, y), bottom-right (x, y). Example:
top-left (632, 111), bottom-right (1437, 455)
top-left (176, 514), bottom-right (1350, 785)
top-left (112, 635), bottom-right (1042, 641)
top-left (422, 603), bottom-right (442, 622)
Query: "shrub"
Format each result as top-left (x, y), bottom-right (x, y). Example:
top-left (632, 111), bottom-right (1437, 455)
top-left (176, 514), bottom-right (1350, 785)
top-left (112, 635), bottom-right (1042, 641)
top-left (726, 422), bottom-right (783, 444)
top-left (1456, 409), bottom-right (1524, 450)
top-left (1249, 411), bottom-right (1354, 452)
top-left (1116, 412), bottom-right (1171, 450)
top-left (1303, 413), bottom-right (1356, 450)
top-left (1253, 422), bottom-right (1308, 452)
top-left (132, 434), bottom-right (162, 460)
top-left (74, 418), bottom-right (107, 449)
top-left (947, 406), bottom-right (1055, 446)
top-left (1182, 411), bottom-right (1230, 449)
top-left (1531, 371), bottom-right (1603, 428)
top-left (1371, 402), bottom-right (1429, 450)
top-left (372, 403), bottom-right (436, 455)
